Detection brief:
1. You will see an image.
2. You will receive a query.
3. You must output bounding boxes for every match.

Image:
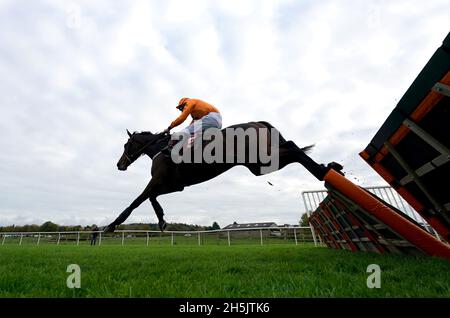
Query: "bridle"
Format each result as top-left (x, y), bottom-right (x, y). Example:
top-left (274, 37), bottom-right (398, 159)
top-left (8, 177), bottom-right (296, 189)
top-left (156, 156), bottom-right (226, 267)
top-left (123, 132), bottom-right (169, 165)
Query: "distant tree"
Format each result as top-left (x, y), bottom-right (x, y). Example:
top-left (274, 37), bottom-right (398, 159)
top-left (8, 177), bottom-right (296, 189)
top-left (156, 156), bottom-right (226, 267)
top-left (211, 222), bottom-right (220, 230)
top-left (0, 225), bottom-right (15, 232)
top-left (84, 224), bottom-right (98, 231)
top-left (66, 225), bottom-right (83, 232)
top-left (23, 224), bottom-right (40, 232)
top-left (299, 213), bottom-right (310, 227)
top-left (39, 221), bottom-right (58, 232)
top-left (134, 223), bottom-right (150, 231)
top-left (58, 225), bottom-right (70, 232)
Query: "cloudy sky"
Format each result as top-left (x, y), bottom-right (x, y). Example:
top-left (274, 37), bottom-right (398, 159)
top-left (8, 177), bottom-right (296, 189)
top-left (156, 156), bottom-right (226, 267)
top-left (0, 0), bottom-right (448, 228)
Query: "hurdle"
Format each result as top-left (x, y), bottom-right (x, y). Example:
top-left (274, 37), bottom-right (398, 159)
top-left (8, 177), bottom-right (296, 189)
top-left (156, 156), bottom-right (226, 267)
top-left (304, 32), bottom-right (450, 260)
top-left (360, 32), bottom-right (450, 242)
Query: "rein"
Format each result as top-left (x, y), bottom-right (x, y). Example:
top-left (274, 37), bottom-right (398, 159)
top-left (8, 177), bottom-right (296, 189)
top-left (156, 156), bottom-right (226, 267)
top-left (124, 133), bottom-right (169, 164)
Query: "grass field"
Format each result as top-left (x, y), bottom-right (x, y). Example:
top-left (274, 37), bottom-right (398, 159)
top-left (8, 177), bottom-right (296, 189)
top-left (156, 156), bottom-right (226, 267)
top-left (0, 244), bottom-right (449, 298)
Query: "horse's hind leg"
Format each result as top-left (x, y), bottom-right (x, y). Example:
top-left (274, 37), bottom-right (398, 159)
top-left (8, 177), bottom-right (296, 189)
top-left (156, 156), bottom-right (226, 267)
top-left (279, 141), bottom-right (341, 181)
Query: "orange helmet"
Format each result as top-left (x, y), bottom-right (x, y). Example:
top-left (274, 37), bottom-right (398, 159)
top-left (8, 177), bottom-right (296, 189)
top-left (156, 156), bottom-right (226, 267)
top-left (176, 97), bottom-right (189, 109)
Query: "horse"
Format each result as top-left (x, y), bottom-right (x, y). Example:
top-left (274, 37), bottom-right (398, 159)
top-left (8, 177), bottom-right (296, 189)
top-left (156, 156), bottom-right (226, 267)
top-left (104, 121), bottom-right (342, 232)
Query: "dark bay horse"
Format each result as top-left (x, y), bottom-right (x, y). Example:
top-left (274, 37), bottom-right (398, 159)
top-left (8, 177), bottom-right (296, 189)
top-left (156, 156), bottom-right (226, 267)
top-left (104, 121), bottom-right (341, 232)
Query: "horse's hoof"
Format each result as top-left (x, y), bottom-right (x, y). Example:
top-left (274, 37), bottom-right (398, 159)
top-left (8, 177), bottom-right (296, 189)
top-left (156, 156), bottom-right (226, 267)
top-left (158, 220), bottom-right (167, 232)
top-left (103, 224), bottom-right (116, 233)
top-left (327, 162), bottom-right (344, 176)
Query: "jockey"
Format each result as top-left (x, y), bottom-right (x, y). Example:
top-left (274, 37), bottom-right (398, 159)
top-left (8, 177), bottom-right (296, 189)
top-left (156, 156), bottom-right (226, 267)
top-left (162, 98), bottom-right (222, 155)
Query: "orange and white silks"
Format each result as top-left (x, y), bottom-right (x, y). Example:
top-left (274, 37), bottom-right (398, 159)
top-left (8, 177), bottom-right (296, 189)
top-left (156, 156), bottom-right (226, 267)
top-left (170, 98), bottom-right (220, 129)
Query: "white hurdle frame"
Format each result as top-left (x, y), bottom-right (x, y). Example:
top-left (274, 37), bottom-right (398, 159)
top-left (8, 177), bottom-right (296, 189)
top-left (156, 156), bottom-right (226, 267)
top-left (301, 185), bottom-right (439, 239)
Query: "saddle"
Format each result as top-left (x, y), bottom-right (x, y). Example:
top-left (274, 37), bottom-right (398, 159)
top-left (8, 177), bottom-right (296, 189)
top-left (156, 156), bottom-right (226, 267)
top-left (161, 129), bottom-right (220, 158)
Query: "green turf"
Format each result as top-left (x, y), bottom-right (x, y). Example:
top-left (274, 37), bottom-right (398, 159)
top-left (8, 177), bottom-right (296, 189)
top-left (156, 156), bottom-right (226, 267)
top-left (0, 244), bottom-right (449, 298)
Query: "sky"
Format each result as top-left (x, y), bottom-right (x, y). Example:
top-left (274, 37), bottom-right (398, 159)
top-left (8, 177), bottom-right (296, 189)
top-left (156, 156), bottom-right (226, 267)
top-left (0, 0), bottom-right (449, 228)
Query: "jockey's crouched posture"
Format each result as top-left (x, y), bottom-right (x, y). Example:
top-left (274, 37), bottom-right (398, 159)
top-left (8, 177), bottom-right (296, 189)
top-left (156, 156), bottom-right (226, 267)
top-left (161, 98), bottom-right (222, 156)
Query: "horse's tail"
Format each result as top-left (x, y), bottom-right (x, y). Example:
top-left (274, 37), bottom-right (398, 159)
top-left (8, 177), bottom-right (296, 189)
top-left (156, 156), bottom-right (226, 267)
top-left (301, 144), bottom-right (315, 154)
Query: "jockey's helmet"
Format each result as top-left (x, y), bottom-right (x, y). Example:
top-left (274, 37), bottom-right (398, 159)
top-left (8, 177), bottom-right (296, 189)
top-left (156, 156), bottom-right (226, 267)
top-left (176, 97), bottom-right (189, 111)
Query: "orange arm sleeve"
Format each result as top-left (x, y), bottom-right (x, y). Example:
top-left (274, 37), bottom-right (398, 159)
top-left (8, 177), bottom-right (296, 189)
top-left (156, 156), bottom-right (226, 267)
top-left (170, 101), bottom-right (194, 128)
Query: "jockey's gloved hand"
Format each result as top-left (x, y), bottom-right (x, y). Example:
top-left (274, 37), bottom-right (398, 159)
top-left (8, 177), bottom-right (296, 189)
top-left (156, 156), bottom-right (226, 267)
top-left (163, 127), bottom-right (171, 134)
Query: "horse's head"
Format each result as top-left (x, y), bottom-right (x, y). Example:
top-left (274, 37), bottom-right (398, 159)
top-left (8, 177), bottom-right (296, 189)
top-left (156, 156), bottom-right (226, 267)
top-left (117, 129), bottom-right (156, 171)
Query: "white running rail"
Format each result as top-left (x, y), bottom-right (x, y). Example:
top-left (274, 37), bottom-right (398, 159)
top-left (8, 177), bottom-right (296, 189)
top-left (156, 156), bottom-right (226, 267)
top-left (0, 226), bottom-right (315, 247)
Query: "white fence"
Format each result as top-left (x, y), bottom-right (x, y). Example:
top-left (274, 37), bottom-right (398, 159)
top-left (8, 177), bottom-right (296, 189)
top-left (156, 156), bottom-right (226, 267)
top-left (0, 226), bottom-right (316, 247)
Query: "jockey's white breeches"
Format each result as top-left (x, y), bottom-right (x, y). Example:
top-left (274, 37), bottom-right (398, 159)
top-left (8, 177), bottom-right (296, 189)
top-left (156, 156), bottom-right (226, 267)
top-left (181, 112), bottom-right (222, 135)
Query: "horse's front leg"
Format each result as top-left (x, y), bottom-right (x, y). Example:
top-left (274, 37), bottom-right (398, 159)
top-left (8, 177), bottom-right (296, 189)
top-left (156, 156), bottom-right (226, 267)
top-left (104, 181), bottom-right (154, 233)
